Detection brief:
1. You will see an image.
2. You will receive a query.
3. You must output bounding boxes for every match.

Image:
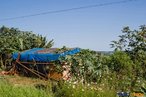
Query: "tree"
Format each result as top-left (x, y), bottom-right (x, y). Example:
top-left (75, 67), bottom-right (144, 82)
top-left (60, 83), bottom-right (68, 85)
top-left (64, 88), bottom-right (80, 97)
top-left (0, 26), bottom-right (54, 53)
top-left (106, 51), bottom-right (134, 90)
top-left (111, 25), bottom-right (146, 52)
top-left (0, 26), bottom-right (54, 68)
top-left (111, 25), bottom-right (146, 89)
top-left (108, 51), bottom-right (133, 75)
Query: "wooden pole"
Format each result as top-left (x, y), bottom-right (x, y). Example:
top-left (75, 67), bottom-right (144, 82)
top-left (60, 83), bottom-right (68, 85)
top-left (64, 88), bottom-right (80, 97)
top-left (16, 60), bottom-right (46, 80)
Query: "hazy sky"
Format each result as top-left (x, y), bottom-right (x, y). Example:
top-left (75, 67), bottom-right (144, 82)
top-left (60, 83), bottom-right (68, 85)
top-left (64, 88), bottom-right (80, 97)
top-left (0, 0), bottom-right (146, 51)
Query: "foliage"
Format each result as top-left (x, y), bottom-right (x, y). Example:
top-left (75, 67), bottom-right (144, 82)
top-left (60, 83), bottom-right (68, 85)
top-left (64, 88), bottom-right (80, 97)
top-left (0, 80), bottom-right (52, 97)
top-left (1, 25), bottom-right (146, 93)
top-left (110, 26), bottom-right (146, 72)
top-left (58, 47), bottom-right (108, 83)
top-left (0, 26), bottom-right (54, 54)
top-left (111, 25), bottom-right (146, 52)
top-left (53, 81), bottom-right (116, 97)
top-left (0, 78), bottom-right (117, 97)
top-left (110, 25), bottom-right (146, 89)
top-left (108, 51), bottom-right (133, 76)
top-left (104, 51), bottom-right (134, 90)
top-left (0, 26), bottom-right (54, 68)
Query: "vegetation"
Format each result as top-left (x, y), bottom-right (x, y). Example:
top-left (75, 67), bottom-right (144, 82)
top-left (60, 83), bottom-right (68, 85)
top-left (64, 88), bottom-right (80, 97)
top-left (53, 81), bottom-right (116, 97)
top-left (58, 48), bottom-right (108, 83)
top-left (56, 25), bottom-right (146, 92)
top-left (0, 26), bottom-right (54, 53)
top-left (0, 79), bottom-right (52, 97)
top-left (0, 26), bottom-right (53, 68)
top-left (111, 25), bottom-right (146, 90)
top-left (0, 76), bottom-right (116, 97)
top-left (1, 25), bottom-right (146, 96)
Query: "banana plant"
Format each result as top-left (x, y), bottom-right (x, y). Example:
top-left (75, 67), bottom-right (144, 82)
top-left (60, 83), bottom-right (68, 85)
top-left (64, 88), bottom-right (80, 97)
top-left (0, 26), bottom-right (54, 68)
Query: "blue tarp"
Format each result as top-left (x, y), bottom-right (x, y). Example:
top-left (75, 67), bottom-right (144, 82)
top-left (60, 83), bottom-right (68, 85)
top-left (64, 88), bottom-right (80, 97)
top-left (12, 48), bottom-right (80, 62)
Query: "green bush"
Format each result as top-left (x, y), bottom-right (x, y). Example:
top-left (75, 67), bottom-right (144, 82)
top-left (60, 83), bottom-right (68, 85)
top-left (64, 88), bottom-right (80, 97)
top-left (53, 82), bottom-right (116, 97)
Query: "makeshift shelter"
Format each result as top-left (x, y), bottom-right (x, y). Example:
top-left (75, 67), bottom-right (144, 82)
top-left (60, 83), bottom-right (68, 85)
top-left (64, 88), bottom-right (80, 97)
top-left (12, 48), bottom-right (80, 80)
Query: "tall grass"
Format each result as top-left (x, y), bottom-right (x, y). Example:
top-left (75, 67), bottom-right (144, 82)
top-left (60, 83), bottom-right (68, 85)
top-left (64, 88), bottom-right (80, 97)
top-left (0, 78), bottom-right (116, 97)
top-left (53, 82), bottom-right (116, 97)
top-left (0, 80), bottom-right (52, 97)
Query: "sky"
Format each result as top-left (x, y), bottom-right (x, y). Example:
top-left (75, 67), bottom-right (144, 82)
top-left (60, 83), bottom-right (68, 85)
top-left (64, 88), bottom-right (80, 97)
top-left (0, 0), bottom-right (146, 51)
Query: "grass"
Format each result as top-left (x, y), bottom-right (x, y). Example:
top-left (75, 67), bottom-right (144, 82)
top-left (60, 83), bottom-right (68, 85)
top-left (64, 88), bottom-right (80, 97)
top-left (0, 80), bottom-right (52, 97)
top-left (53, 81), bottom-right (116, 97)
top-left (0, 75), bottom-right (117, 97)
